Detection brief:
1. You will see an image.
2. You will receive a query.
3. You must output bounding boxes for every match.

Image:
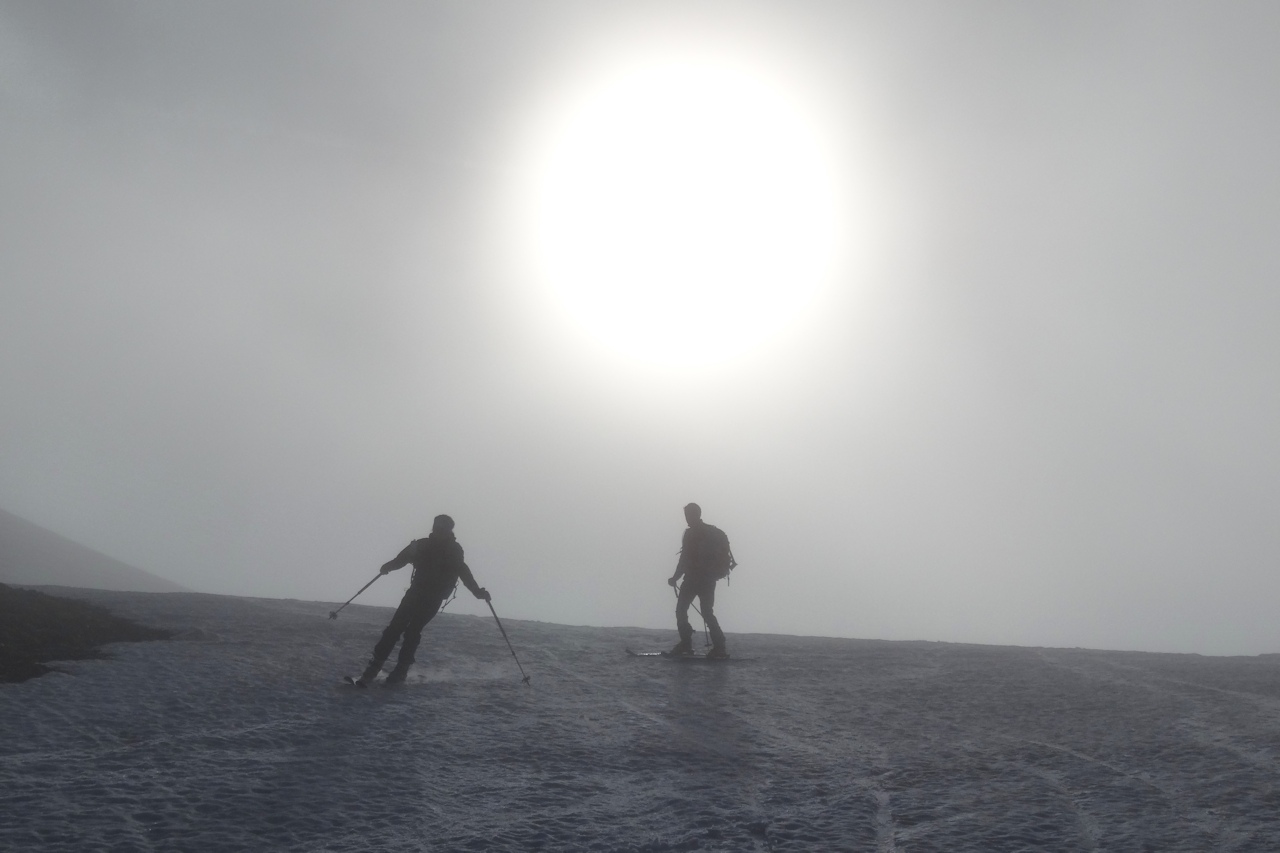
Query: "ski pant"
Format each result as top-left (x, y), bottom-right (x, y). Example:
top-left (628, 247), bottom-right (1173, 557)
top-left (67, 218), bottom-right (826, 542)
top-left (676, 574), bottom-right (725, 650)
top-left (368, 586), bottom-right (446, 674)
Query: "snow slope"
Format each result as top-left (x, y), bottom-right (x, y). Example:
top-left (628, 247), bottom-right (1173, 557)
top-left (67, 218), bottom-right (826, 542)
top-left (0, 509), bottom-right (186, 593)
top-left (3, 588), bottom-right (1280, 851)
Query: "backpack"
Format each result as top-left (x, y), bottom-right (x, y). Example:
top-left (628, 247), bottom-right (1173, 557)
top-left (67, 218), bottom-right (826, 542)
top-left (703, 524), bottom-right (738, 582)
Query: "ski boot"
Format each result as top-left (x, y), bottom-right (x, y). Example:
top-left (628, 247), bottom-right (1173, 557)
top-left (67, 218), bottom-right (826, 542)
top-left (354, 662), bottom-right (383, 688)
top-left (705, 646), bottom-right (730, 660)
top-left (384, 664), bottom-right (411, 686)
top-left (669, 638), bottom-right (694, 657)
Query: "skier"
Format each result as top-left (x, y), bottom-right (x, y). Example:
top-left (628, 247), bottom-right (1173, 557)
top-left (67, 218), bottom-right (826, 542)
top-left (668, 502), bottom-right (733, 659)
top-left (353, 514), bottom-right (489, 686)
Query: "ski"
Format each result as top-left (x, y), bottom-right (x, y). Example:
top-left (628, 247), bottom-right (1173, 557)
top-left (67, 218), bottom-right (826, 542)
top-left (625, 649), bottom-right (751, 662)
top-left (343, 674), bottom-right (408, 688)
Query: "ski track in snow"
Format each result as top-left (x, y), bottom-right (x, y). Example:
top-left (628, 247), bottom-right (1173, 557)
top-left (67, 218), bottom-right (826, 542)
top-left (3, 590), bottom-right (1280, 851)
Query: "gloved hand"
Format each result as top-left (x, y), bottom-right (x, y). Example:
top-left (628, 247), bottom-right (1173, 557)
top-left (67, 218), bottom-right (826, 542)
top-left (379, 563), bottom-right (395, 575)
top-left (668, 576), bottom-right (679, 588)
top-left (476, 588), bottom-right (492, 601)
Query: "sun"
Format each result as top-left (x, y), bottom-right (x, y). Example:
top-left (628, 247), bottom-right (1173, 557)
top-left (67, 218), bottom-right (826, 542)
top-left (516, 50), bottom-right (847, 368)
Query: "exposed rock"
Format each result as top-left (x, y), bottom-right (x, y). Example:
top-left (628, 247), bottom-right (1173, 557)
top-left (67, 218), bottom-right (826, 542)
top-left (0, 583), bottom-right (172, 682)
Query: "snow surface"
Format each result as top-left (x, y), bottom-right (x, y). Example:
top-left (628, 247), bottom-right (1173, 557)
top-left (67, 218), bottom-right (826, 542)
top-left (3, 588), bottom-right (1280, 852)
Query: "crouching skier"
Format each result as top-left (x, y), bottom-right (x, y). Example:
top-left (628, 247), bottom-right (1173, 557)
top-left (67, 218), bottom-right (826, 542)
top-left (354, 514), bottom-right (489, 686)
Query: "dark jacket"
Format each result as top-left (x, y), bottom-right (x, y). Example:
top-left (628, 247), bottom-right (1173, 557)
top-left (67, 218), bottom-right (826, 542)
top-left (386, 533), bottom-right (482, 599)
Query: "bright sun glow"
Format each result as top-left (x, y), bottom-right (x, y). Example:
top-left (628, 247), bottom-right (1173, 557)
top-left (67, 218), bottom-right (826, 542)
top-left (519, 50), bottom-right (846, 367)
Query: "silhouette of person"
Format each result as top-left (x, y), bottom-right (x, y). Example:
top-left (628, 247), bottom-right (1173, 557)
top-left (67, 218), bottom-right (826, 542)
top-left (355, 514), bottom-right (489, 685)
top-left (668, 502), bottom-right (729, 658)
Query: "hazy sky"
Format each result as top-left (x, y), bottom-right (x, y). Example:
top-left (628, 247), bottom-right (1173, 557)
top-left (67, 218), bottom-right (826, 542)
top-left (3, 2), bottom-right (1278, 655)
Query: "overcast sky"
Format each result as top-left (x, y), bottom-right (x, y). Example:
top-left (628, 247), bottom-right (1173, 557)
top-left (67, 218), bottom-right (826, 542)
top-left (3, 1), bottom-right (1278, 655)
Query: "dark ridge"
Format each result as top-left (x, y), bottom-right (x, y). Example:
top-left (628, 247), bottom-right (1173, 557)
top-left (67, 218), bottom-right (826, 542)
top-left (0, 583), bottom-right (173, 683)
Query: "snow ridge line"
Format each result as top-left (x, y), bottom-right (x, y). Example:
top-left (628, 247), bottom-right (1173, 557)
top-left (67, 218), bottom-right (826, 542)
top-left (873, 789), bottom-right (897, 853)
top-left (998, 734), bottom-right (1169, 795)
top-left (1001, 733), bottom-right (1232, 848)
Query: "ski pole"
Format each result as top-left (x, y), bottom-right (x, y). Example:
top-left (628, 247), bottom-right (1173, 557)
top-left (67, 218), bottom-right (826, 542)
top-left (329, 573), bottom-right (382, 620)
top-left (486, 599), bottom-right (531, 685)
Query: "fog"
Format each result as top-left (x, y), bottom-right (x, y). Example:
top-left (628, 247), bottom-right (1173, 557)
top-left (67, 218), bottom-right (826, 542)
top-left (3, 2), bottom-right (1278, 655)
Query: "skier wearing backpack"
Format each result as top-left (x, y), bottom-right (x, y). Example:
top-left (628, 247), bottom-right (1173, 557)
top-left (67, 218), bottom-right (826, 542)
top-left (352, 514), bottom-right (489, 686)
top-left (668, 502), bottom-right (735, 659)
